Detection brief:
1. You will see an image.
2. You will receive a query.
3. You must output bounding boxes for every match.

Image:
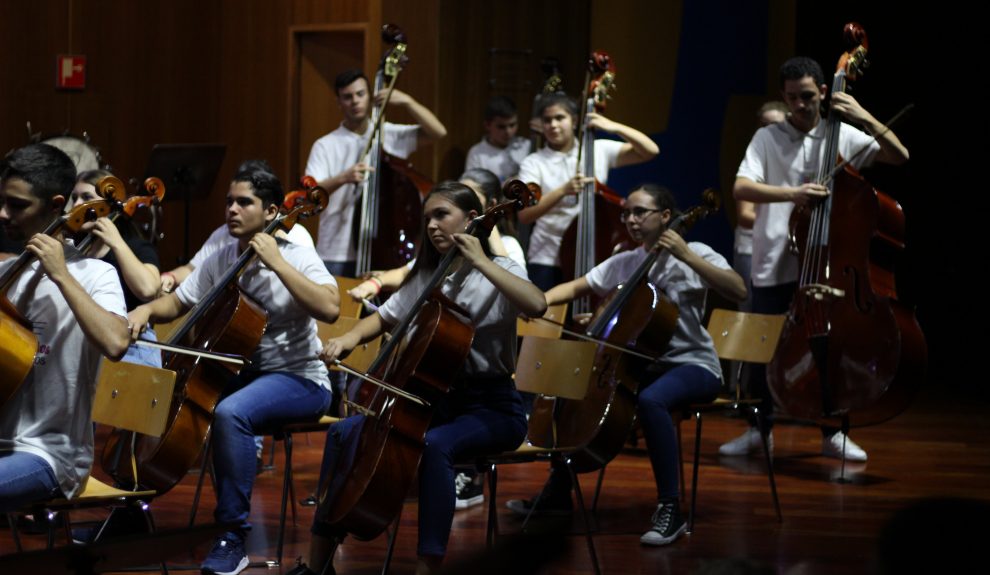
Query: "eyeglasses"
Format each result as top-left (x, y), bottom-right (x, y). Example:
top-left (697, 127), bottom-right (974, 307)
top-left (619, 207), bottom-right (662, 222)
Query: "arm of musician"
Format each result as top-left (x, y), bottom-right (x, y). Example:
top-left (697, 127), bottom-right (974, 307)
top-left (91, 218), bottom-right (161, 301)
top-left (319, 162), bottom-right (373, 194)
top-left (160, 263), bottom-right (193, 294)
top-left (830, 92), bottom-right (909, 166)
top-left (320, 312), bottom-right (387, 363)
top-left (349, 265), bottom-right (411, 301)
top-left (733, 176), bottom-right (828, 208)
top-left (657, 230), bottom-right (747, 303)
top-left (486, 227), bottom-right (509, 258)
top-left (587, 114), bottom-right (659, 167)
top-left (27, 233), bottom-right (130, 360)
top-left (128, 293), bottom-right (189, 341)
top-left (736, 200), bottom-right (756, 229)
top-left (452, 232), bottom-right (546, 318)
top-left (545, 276), bottom-right (593, 307)
top-left (250, 234), bottom-right (340, 324)
top-left (387, 88), bottom-right (448, 143)
top-left (516, 176), bottom-right (589, 224)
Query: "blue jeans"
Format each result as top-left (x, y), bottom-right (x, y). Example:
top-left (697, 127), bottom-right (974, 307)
top-left (548, 364), bottom-right (721, 501)
top-left (0, 451), bottom-right (61, 513)
top-left (212, 371), bottom-right (331, 531)
top-left (124, 326), bottom-right (163, 368)
top-left (526, 263), bottom-right (563, 292)
top-left (313, 376), bottom-right (527, 558)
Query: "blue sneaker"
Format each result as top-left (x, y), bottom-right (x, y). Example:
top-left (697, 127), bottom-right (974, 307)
top-left (200, 532), bottom-right (249, 575)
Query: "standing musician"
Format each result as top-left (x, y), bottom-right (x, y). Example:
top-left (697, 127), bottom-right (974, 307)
top-left (506, 184), bottom-right (746, 546)
top-left (69, 169), bottom-right (163, 367)
top-left (305, 69), bottom-right (447, 278)
top-left (465, 95), bottom-right (532, 183)
top-left (0, 144), bottom-right (129, 512)
top-left (126, 162), bottom-right (340, 575)
top-left (287, 181), bottom-right (546, 575)
top-left (516, 92), bottom-right (658, 290)
top-left (719, 56), bottom-right (909, 462)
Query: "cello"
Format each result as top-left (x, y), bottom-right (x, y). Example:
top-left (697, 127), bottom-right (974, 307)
top-left (529, 189), bottom-right (721, 472)
top-left (0, 193), bottom-right (122, 409)
top-left (102, 178), bottom-right (329, 492)
top-left (767, 23), bottom-right (926, 427)
top-left (74, 176), bottom-right (166, 255)
top-left (316, 180), bottom-right (540, 541)
top-left (353, 24), bottom-right (432, 276)
top-left (559, 51), bottom-right (628, 315)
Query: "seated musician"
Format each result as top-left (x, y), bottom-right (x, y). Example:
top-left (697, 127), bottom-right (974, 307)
top-left (127, 161), bottom-right (340, 575)
top-left (305, 69), bottom-right (447, 279)
top-left (69, 169), bottom-right (163, 367)
top-left (0, 144), bottom-right (129, 512)
top-left (288, 181), bottom-right (546, 575)
top-left (506, 184), bottom-right (747, 546)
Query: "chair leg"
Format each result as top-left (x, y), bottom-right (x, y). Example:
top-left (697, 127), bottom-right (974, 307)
top-left (188, 431), bottom-right (214, 527)
top-left (275, 431), bottom-right (297, 567)
top-left (381, 507), bottom-right (403, 575)
top-left (689, 410), bottom-right (703, 534)
top-left (752, 407), bottom-right (782, 522)
top-left (591, 466), bottom-right (605, 515)
top-left (7, 514), bottom-right (23, 552)
top-left (485, 462), bottom-right (498, 548)
top-left (566, 457), bottom-right (601, 575)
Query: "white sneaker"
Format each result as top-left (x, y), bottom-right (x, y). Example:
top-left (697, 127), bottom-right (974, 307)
top-left (822, 431), bottom-right (867, 462)
top-left (718, 427), bottom-right (773, 456)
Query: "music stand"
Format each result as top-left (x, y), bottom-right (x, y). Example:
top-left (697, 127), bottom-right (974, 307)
top-left (143, 143), bottom-right (226, 264)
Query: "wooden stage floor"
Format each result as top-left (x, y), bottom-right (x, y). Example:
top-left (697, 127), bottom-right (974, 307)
top-left (3, 384), bottom-right (988, 574)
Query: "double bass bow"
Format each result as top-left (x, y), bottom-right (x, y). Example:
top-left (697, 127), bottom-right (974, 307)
top-left (316, 180), bottom-right (540, 541)
top-left (767, 23), bottom-right (926, 427)
top-left (0, 194), bottom-right (122, 409)
top-left (353, 24), bottom-right (432, 276)
top-left (102, 178), bottom-right (329, 492)
top-left (529, 189), bottom-right (721, 472)
top-left (560, 50), bottom-right (628, 316)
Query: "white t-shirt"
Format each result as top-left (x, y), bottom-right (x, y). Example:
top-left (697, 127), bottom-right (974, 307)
top-left (378, 257), bottom-right (526, 376)
top-left (0, 253), bottom-right (127, 498)
top-left (501, 235), bottom-right (526, 269)
top-left (734, 226), bottom-right (753, 256)
top-left (305, 122), bottom-right (419, 262)
top-left (465, 136), bottom-right (532, 182)
top-left (736, 120), bottom-right (879, 287)
top-left (176, 241), bottom-right (335, 388)
top-left (190, 223), bottom-right (314, 269)
top-left (517, 139), bottom-right (623, 266)
top-left (585, 244), bottom-right (728, 377)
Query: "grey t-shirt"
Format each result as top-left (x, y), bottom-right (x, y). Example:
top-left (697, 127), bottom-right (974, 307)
top-left (176, 240), bottom-right (334, 389)
top-left (585, 244), bottom-right (728, 378)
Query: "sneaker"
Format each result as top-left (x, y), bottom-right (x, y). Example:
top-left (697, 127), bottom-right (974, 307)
top-left (640, 502), bottom-right (687, 546)
top-left (505, 493), bottom-right (573, 517)
top-left (454, 472), bottom-right (484, 510)
top-left (718, 427), bottom-right (773, 457)
top-left (200, 532), bottom-right (249, 575)
top-left (284, 557), bottom-right (327, 575)
top-left (822, 431), bottom-right (868, 462)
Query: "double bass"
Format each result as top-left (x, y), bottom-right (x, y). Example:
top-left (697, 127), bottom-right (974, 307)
top-left (529, 190), bottom-right (720, 472)
top-left (767, 23), bottom-right (926, 427)
top-left (0, 192), bottom-right (123, 409)
top-left (354, 24), bottom-right (433, 275)
top-left (103, 178), bottom-right (329, 492)
top-left (559, 51), bottom-right (628, 315)
top-left (317, 181), bottom-right (540, 541)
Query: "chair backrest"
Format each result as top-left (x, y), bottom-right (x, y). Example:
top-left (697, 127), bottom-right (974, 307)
top-left (516, 303), bottom-right (568, 339)
top-left (92, 359), bottom-right (177, 437)
top-left (514, 335), bottom-right (596, 400)
top-left (706, 309), bottom-right (785, 365)
top-left (317, 317), bottom-right (382, 373)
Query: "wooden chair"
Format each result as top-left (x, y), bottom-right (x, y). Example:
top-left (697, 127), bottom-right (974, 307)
top-left (680, 309), bottom-right (786, 531)
top-left (7, 359), bottom-right (175, 568)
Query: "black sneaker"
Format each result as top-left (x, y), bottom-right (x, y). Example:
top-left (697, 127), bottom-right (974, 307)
top-left (284, 557), bottom-right (332, 575)
top-left (454, 472), bottom-right (484, 510)
top-left (505, 493), bottom-right (573, 517)
top-left (639, 502), bottom-right (686, 546)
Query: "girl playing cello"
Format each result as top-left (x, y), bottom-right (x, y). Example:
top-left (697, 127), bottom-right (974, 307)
top-left (507, 184), bottom-right (746, 546)
top-left (293, 181), bottom-right (546, 575)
